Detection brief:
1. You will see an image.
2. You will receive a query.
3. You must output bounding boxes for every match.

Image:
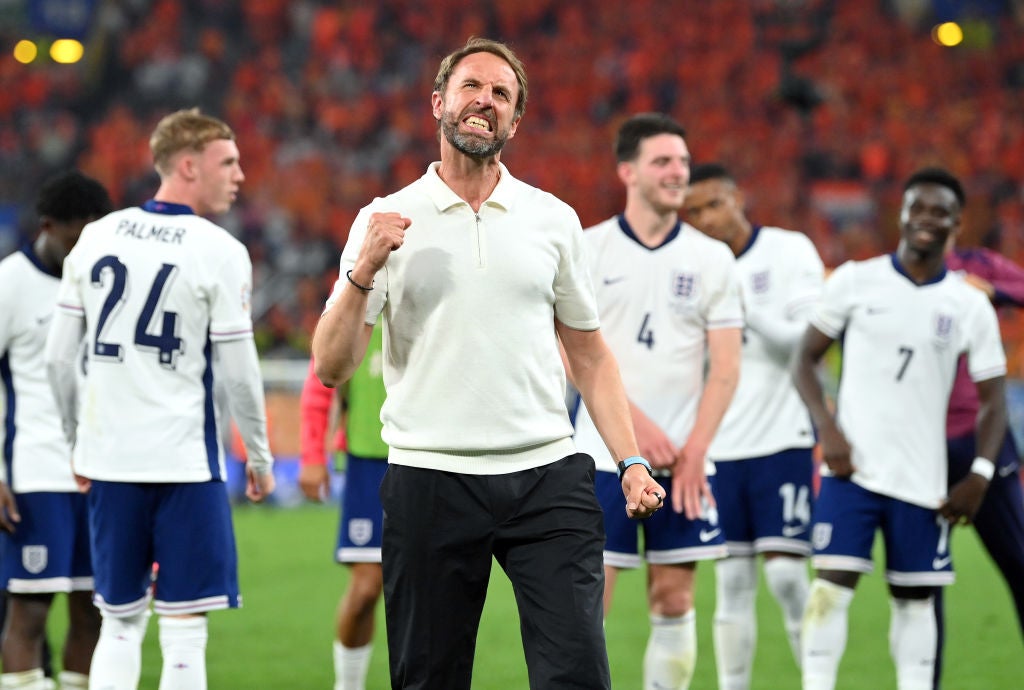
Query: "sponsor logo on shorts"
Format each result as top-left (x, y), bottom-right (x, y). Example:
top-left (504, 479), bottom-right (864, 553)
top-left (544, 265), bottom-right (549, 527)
top-left (932, 555), bottom-right (951, 570)
top-left (698, 528), bottom-right (721, 543)
top-left (348, 518), bottom-right (373, 546)
top-left (812, 523), bottom-right (833, 550)
top-left (782, 524), bottom-right (808, 538)
top-left (22, 545), bottom-right (47, 574)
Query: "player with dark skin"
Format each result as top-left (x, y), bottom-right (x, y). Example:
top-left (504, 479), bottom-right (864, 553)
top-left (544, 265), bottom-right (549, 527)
top-left (792, 179), bottom-right (1006, 598)
top-left (1, 171), bottom-right (111, 687)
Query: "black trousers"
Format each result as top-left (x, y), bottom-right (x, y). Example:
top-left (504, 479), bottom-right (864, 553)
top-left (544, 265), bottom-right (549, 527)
top-left (380, 453), bottom-right (611, 690)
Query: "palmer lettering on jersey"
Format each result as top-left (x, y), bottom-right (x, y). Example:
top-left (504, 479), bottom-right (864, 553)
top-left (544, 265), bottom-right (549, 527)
top-left (116, 219), bottom-right (187, 244)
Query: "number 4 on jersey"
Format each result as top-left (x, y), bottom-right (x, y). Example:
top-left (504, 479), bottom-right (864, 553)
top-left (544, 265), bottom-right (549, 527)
top-left (637, 312), bottom-right (654, 349)
top-left (90, 256), bottom-right (185, 369)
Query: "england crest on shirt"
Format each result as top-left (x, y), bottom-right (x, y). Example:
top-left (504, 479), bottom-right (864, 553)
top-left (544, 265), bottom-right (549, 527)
top-left (751, 270), bottom-right (771, 294)
top-left (671, 272), bottom-right (700, 301)
top-left (934, 313), bottom-right (954, 344)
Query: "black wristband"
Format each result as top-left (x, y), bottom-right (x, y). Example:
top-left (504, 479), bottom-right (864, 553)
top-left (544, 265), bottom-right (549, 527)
top-left (346, 270), bottom-right (373, 293)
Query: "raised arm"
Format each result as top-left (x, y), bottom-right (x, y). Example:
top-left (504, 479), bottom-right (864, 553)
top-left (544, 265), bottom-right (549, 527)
top-left (313, 212), bottom-right (409, 387)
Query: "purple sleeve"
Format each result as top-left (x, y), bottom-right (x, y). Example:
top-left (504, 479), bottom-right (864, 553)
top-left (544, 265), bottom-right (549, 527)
top-left (952, 248), bottom-right (1024, 306)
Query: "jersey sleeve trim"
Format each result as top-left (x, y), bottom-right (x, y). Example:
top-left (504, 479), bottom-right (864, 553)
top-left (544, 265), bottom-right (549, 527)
top-left (209, 326), bottom-right (253, 342)
top-left (969, 364), bottom-right (1007, 382)
top-left (707, 317), bottom-right (744, 330)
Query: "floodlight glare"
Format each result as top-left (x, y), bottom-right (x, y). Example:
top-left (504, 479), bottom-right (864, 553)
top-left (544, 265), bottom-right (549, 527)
top-left (13, 40), bottom-right (38, 64)
top-left (50, 39), bottom-right (84, 64)
top-left (932, 22), bottom-right (964, 47)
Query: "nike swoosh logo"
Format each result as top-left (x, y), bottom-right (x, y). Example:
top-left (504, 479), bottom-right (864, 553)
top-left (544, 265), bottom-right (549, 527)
top-left (866, 306), bottom-right (887, 315)
top-left (36, 313), bottom-right (53, 326)
top-left (932, 555), bottom-right (951, 569)
top-left (781, 525), bottom-right (807, 537)
top-left (699, 528), bottom-right (721, 542)
top-left (998, 464), bottom-right (1018, 478)
top-left (603, 276), bottom-right (627, 285)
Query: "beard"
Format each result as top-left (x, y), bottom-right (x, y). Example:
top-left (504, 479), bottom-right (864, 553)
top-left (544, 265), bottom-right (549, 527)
top-left (440, 109), bottom-right (508, 159)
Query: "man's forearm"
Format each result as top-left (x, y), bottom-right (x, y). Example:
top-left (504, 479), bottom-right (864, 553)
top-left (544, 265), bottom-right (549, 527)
top-left (311, 285), bottom-right (373, 387)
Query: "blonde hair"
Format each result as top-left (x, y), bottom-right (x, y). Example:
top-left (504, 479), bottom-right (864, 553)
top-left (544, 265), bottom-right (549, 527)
top-left (149, 108), bottom-right (235, 176)
top-left (433, 37), bottom-right (528, 120)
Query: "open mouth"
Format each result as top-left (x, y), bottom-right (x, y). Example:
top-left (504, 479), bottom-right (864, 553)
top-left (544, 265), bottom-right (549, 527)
top-left (463, 115), bottom-right (492, 132)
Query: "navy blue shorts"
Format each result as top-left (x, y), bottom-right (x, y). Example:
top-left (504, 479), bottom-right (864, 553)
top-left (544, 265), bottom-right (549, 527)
top-left (88, 480), bottom-right (239, 616)
top-left (596, 470), bottom-right (726, 567)
top-left (811, 477), bottom-right (954, 587)
top-left (0, 491), bottom-right (92, 593)
top-left (335, 454), bottom-right (387, 564)
top-left (710, 448), bottom-right (814, 557)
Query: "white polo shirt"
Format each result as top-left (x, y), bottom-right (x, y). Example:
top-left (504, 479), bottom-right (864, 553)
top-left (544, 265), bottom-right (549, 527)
top-left (326, 163), bottom-right (599, 474)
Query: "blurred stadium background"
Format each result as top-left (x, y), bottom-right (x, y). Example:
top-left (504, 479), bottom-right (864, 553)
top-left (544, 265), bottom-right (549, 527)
top-left (3, 1), bottom-right (1024, 686)
top-left (3, 0), bottom-right (1024, 470)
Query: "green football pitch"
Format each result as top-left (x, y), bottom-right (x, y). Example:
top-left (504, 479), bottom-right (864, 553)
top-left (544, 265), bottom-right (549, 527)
top-left (48, 502), bottom-right (1022, 688)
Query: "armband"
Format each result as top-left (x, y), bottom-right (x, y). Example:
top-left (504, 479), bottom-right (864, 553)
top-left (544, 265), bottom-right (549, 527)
top-left (970, 457), bottom-right (995, 481)
top-left (617, 455), bottom-right (653, 480)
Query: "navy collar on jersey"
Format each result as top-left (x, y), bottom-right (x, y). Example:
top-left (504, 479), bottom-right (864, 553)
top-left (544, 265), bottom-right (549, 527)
top-left (736, 224), bottom-right (761, 259)
top-left (889, 252), bottom-right (947, 286)
top-left (616, 214), bottom-right (681, 250)
top-left (143, 199), bottom-right (194, 215)
top-left (19, 241), bottom-right (59, 278)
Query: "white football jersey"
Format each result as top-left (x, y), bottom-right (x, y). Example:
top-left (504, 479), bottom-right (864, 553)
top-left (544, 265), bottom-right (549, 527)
top-left (0, 248), bottom-right (78, 492)
top-left (573, 217), bottom-right (743, 473)
top-left (813, 254), bottom-right (1006, 508)
top-left (54, 201), bottom-right (256, 482)
top-left (709, 227), bottom-right (823, 460)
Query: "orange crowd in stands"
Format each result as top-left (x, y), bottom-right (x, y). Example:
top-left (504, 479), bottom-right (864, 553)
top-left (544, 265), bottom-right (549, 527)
top-left (2, 0), bottom-right (1023, 367)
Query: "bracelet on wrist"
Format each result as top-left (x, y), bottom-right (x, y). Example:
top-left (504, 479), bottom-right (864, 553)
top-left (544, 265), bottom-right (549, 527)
top-left (970, 457), bottom-right (995, 481)
top-left (346, 270), bottom-right (373, 293)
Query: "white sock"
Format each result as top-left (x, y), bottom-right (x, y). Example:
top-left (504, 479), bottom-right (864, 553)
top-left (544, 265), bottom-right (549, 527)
top-left (889, 596), bottom-right (936, 690)
top-left (89, 610), bottom-right (151, 690)
top-left (58, 671), bottom-right (89, 690)
top-left (764, 557), bottom-right (810, 667)
top-left (0, 669), bottom-right (47, 690)
top-left (157, 616), bottom-right (208, 690)
top-left (333, 640), bottom-right (373, 690)
top-left (644, 611), bottom-right (696, 690)
top-left (713, 557), bottom-right (758, 690)
top-left (801, 579), bottom-right (854, 690)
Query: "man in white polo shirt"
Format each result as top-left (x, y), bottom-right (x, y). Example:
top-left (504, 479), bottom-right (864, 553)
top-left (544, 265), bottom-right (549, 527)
top-left (312, 37), bottom-right (664, 690)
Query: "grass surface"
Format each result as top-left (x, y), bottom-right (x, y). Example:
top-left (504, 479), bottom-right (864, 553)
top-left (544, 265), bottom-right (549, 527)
top-left (46, 502), bottom-right (1022, 688)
